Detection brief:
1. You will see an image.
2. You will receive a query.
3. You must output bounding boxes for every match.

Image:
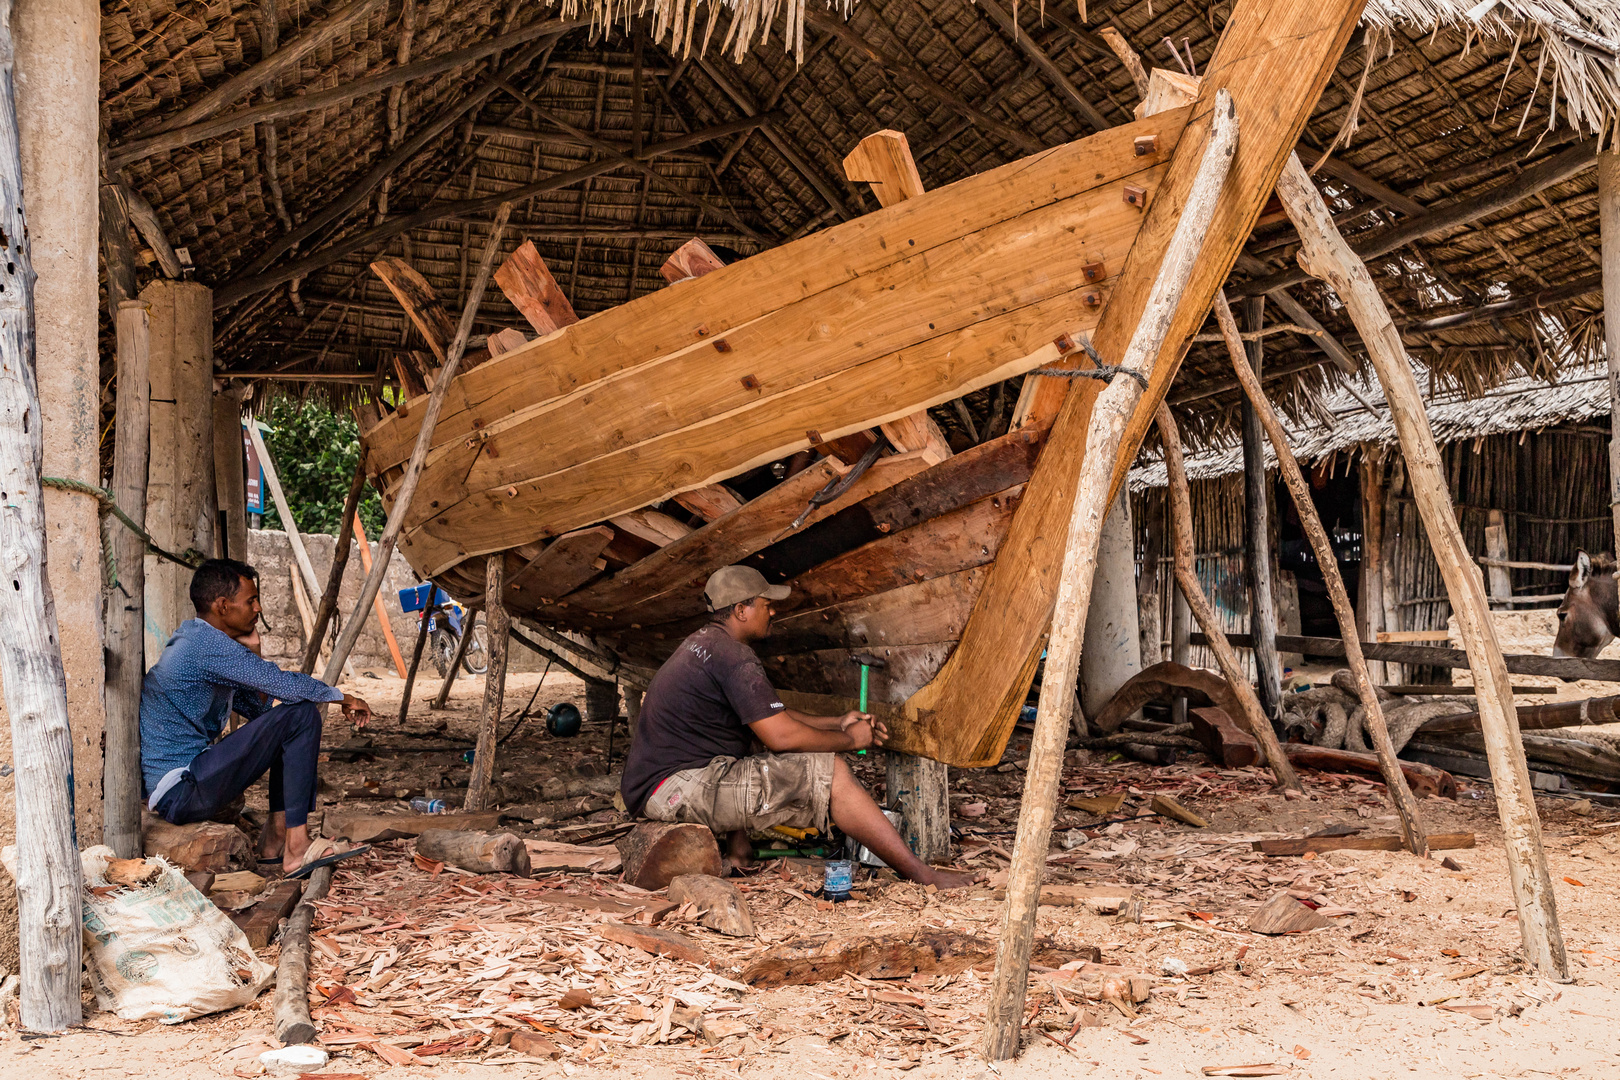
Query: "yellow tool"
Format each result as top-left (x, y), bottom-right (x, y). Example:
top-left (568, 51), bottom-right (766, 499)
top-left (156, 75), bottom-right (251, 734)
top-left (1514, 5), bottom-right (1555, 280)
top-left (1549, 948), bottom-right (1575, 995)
top-left (770, 825), bottom-right (819, 841)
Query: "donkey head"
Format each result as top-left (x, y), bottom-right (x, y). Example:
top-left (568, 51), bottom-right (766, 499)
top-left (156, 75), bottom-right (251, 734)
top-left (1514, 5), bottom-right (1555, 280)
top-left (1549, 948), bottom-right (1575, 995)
top-left (1553, 550), bottom-right (1620, 660)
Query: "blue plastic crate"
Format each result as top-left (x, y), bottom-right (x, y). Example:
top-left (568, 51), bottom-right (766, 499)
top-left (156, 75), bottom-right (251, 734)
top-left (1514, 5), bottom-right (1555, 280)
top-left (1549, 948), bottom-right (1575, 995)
top-left (398, 583), bottom-right (451, 613)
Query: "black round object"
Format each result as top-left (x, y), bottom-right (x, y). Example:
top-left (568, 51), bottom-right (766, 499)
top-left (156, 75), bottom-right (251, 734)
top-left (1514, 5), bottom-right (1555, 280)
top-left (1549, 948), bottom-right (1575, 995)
top-left (546, 702), bottom-right (583, 738)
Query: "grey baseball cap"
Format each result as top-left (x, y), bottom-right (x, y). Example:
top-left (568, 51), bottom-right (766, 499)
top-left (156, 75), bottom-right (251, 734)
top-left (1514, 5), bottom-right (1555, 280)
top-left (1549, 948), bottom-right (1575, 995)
top-left (704, 565), bottom-right (791, 611)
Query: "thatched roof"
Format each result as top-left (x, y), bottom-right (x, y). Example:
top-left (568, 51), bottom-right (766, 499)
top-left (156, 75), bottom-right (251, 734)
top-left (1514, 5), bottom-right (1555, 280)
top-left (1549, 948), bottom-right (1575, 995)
top-left (1129, 360), bottom-right (1614, 489)
top-left (100, 0), bottom-right (1620, 447)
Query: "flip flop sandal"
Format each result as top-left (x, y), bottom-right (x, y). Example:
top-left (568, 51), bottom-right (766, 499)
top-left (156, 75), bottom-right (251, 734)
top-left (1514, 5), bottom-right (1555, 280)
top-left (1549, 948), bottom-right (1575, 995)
top-left (286, 843), bottom-right (371, 880)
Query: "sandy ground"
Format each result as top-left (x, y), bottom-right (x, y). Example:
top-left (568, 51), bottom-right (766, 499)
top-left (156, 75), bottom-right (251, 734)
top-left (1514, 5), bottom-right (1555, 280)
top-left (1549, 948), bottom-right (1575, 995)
top-left (5, 665), bottom-right (1620, 1080)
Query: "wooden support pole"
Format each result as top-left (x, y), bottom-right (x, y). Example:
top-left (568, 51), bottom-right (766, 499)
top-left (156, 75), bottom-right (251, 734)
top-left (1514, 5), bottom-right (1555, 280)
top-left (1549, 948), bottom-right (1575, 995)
top-left (466, 557), bottom-right (510, 812)
top-left (301, 454), bottom-right (368, 674)
top-left (246, 420), bottom-right (324, 605)
top-left (349, 505), bottom-right (406, 679)
top-left (1158, 405), bottom-right (1302, 793)
top-left (0, 0), bottom-right (82, 1023)
top-left (1239, 294), bottom-right (1282, 725)
top-left (1485, 509), bottom-right (1512, 602)
top-left (1212, 288), bottom-right (1426, 854)
top-left (212, 383), bottom-right (248, 560)
top-left (430, 615), bottom-right (479, 710)
top-left (1600, 152), bottom-right (1620, 554)
top-left (273, 865), bottom-right (333, 1045)
top-left (1079, 489), bottom-right (1142, 719)
top-left (1170, 573), bottom-right (1190, 725)
top-left (1275, 151), bottom-right (1568, 979)
top-left (319, 202), bottom-right (513, 685)
top-left (1136, 493), bottom-right (1164, 668)
top-left (397, 588), bottom-right (441, 724)
top-left (981, 90), bottom-right (1237, 1063)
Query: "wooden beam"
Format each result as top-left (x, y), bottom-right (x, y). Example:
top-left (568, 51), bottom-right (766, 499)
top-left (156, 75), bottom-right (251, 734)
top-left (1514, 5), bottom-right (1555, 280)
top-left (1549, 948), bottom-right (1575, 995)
top-left (982, 94), bottom-right (1240, 1061)
top-left (804, 12), bottom-right (1043, 155)
top-left (905, 0), bottom-right (1364, 771)
top-left (1239, 294), bottom-right (1283, 725)
top-left (1240, 138), bottom-right (1598, 296)
top-left (120, 183), bottom-right (182, 278)
top-left (143, 0), bottom-right (387, 134)
top-left (671, 484), bottom-right (742, 521)
top-left (1401, 274), bottom-right (1602, 334)
top-left (1604, 156), bottom-right (1620, 563)
top-left (215, 113), bottom-right (776, 308)
top-left (505, 525), bottom-right (613, 607)
top-left (659, 237), bottom-right (727, 283)
top-left (495, 239), bottom-right (578, 333)
top-left (1313, 153), bottom-right (1427, 216)
top-left (213, 384), bottom-right (249, 560)
top-left (0, 1), bottom-right (81, 1022)
top-left (973, 0), bottom-right (1108, 132)
top-left (1276, 150), bottom-right (1568, 978)
top-left (108, 20), bottom-right (585, 169)
top-left (370, 256), bottom-right (456, 365)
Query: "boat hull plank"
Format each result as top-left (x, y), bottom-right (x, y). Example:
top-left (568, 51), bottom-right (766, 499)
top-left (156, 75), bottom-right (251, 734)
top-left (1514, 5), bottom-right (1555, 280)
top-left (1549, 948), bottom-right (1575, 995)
top-left (767, 566), bottom-right (986, 654)
top-left (505, 525), bottom-right (615, 608)
top-left (764, 644), bottom-right (956, 705)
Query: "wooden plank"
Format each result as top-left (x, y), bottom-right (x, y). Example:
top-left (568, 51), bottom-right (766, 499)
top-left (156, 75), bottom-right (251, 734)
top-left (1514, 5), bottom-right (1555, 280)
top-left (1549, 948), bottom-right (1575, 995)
top-left (494, 240), bottom-right (579, 335)
top-left (765, 645), bottom-right (956, 704)
top-left (371, 256), bottom-right (456, 365)
top-left (359, 108), bottom-right (1191, 478)
top-left (767, 566), bottom-right (987, 653)
top-left (660, 237), bottom-right (726, 283)
top-left (609, 509), bottom-right (693, 547)
top-left (230, 880), bottom-right (304, 949)
top-left (557, 450), bottom-right (933, 621)
top-left (505, 525), bottom-right (614, 606)
top-left (1200, 632), bottom-right (1620, 683)
top-left (388, 165), bottom-right (1163, 540)
top-left (1252, 833), bottom-right (1475, 857)
top-left (904, 0), bottom-right (1366, 771)
top-left (486, 328), bottom-right (529, 356)
top-left (672, 484), bottom-right (743, 521)
top-left (1377, 630), bottom-right (1452, 643)
top-left (788, 487), bottom-right (1023, 610)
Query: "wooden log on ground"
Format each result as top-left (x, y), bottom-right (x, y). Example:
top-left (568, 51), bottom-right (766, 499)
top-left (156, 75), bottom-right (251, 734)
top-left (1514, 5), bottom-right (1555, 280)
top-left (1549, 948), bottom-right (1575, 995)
top-left (1280, 744), bottom-right (1456, 799)
top-left (142, 813), bottom-right (252, 872)
top-left (617, 822), bottom-right (722, 889)
top-left (1417, 695), bottom-right (1620, 736)
top-left (597, 923), bottom-right (709, 965)
top-left (520, 840), bottom-right (621, 874)
top-left (416, 829), bottom-right (532, 876)
top-left (274, 865), bottom-right (333, 1045)
top-left (1188, 707), bottom-right (1260, 768)
top-left (1212, 286), bottom-right (1427, 854)
top-left (1197, 632), bottom-right (1620, 684)
top-left (1252, 832), bottom-right (1475, 857)
top-left (983, 89), bottom-right (1241, 1063)
top-left (324, 809), bottom-right (502, 843)
top-left (667, 873), bottom-right (756, 937)
top-left (1249, 891), bottom-right (1331, 934)
top-left (230, 879), bottom-right (303, 949)
top-left (502, 795), bottom-right (614, 823)
top-left (1278, 150), bottom-right (1568, 979)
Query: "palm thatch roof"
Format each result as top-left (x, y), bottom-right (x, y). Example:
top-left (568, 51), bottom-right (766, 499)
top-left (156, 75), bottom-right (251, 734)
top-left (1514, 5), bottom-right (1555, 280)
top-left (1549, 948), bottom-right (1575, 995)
top-left (100, 0), bottom-right (1620, 452)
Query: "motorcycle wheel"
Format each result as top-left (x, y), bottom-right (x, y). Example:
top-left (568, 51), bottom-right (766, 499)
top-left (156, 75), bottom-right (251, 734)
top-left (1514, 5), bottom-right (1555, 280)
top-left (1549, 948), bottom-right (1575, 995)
top-left (430, 628), bottom-right (457, 678)
top-left (461, 617), bottom-right (491, 675)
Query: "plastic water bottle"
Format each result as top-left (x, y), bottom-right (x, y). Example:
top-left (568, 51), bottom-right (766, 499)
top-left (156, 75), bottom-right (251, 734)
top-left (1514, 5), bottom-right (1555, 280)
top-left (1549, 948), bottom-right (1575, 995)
top-left (823, 859), bottom-right (853, 902)
top-left (410, 798), bottom-right (447, 814)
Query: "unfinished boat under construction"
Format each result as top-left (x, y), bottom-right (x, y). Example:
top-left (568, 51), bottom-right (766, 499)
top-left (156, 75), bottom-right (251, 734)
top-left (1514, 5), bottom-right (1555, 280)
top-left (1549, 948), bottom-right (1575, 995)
top-left (355, 3), bottom-right (1347, 770)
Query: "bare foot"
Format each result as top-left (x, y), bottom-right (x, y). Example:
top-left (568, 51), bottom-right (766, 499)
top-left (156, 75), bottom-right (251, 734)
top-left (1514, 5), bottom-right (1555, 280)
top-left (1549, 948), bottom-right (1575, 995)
top-left (917, 867), bottom-right (979, 890)
top-left (722, 829), bottom-right (754, 876)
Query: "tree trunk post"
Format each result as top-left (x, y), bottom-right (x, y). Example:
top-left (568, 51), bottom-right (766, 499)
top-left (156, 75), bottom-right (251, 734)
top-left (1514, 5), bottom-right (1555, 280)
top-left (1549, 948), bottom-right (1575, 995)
top-left (212, 383), bottom-right (248, 560)
top-left (1358, 449), bottom-right (1389, 685)
top-left (430, 611), bottom-right (478, 709)
top-left (301, 454), bottom-right (367, 674)
top-left (318, 201), bottom-right (512, 685)
top-left (1600, 153), bottom-right (1620, 554)
top-left (1213, 287), bottom-right (1427, 854)
top-left (1080, 489), bottom-right (1142, 723)
top-left (885, 754), bottom-right (950, 863)
top-left (0, 0), bottom-right (84, 1024)
top-left (465, 556), bottom-right (511, 811)
top-left (1137, 493), bottom-right (1163, 666)
top-left (1277, 151), bottom-right (1568, 979)
top-left (981, 91), bottom-right (1237, 1062)
top-left (1240, 295), bottom-right (1282, 725)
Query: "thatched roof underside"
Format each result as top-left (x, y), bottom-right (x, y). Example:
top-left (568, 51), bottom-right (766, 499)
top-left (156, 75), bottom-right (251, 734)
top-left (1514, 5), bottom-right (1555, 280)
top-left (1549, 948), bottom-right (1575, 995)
top-left (101, 0), bottom-right (1620, 450)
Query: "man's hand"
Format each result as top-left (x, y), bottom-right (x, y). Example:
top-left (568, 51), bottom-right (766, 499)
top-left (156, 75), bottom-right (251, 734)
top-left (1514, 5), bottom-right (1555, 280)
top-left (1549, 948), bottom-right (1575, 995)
top-left (838, 710), bottom-right (887, 748)
top-left (234, 627), bottom-right (264, 656)
top-left (341, 693), bottom-right (373, 730)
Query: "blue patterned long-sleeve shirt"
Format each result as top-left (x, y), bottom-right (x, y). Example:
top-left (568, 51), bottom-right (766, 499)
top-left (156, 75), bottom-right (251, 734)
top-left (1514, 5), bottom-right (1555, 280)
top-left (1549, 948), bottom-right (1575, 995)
top-left (139, 619), bottom-right (343, 796)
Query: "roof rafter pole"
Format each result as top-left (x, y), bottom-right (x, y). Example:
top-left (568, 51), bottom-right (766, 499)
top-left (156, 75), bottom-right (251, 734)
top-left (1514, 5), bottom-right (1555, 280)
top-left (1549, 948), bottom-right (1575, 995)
top-left (317, 201), bottom-right (513, 686)
top-left (1235, 255), bottom-right (1359, 372)
top-left (694, 56), bottom-right (852, 220)
top-left (1239, 139), bottom-right (1599, 296)
top-left (1601, 154), bottom-right (1620, 560)
top-left (716, 31), bottom-right (830, 174)
top-left (972, 0), bottom-right (1108, 132)
top-left (145, 0), bottom-right (387, 134)
top-left (803, 11), bottom-right (1042, 154)
top-left (237, 32), bottom-right (560, 281)
top-left (1276, 150), bottom-right (1569, 980)
top-left (1401, 273), bottom-right (1603, 334)
top-left (495, 78), bottom-right (766, 239)
top-left (108, 19), bottom-right (587, 169)
top-left (213, 112), bottom-right (775, 308)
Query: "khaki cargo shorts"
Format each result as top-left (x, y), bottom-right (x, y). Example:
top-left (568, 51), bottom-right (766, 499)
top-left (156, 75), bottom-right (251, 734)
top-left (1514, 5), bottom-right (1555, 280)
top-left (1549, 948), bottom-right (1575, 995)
top-left (643, 753), bottom-right (835, 834)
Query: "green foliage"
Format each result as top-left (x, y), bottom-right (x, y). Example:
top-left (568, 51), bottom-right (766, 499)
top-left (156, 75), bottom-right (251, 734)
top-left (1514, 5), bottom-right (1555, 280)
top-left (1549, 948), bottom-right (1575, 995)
top-left (257, 398), bottom-right (385, 538)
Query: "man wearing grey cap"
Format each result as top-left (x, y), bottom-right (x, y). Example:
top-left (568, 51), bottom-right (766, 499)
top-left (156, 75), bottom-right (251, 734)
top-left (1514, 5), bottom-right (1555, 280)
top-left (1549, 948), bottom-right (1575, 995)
top-left (621, 565), bottom-right (972, 887)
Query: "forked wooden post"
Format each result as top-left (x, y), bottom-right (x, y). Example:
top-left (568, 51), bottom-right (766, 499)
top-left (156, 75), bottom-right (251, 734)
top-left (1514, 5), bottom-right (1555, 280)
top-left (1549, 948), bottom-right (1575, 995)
top-left (981, 90), bottom-right (1238, 1062)
top-left (320, 201), bottom-right (513, 684)
top-left (1275, 153), bottom-right (1568, 979)
top-left (465, 556), bottom-right (511, 811)
top-left (0, 0), bottom-right (82, 1027)
top-left (1157, 405), bottom-right (1301, 792)
top-left (1212, 288), bottom-right (1426, 852)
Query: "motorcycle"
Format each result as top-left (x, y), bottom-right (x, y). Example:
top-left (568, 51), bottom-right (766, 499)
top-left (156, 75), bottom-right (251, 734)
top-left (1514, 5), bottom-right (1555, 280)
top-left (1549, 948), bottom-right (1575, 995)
top-left (398, 583), bottom-right (490, 677)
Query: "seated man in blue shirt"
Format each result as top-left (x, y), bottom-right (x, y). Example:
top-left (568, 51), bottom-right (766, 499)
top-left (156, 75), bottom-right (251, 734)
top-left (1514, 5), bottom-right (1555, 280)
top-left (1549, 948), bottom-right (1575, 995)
top-left (141, 558), bottom-right (374, 878)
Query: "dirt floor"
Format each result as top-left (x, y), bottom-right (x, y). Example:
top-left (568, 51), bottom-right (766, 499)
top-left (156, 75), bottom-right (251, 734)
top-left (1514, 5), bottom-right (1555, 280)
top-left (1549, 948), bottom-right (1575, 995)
top-left (6, 664), bottom-right (1620, 1080)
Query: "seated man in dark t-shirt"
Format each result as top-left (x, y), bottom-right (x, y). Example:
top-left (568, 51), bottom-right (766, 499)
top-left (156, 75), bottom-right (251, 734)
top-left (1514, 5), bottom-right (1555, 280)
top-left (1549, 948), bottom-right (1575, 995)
top-left (621, 565), bottom-right (973, 887)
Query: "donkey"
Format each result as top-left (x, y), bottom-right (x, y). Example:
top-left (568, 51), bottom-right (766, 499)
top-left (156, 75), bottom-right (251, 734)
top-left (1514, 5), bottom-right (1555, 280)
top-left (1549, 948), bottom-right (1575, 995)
top-left (1553, 550), bottom-right (1620, 660)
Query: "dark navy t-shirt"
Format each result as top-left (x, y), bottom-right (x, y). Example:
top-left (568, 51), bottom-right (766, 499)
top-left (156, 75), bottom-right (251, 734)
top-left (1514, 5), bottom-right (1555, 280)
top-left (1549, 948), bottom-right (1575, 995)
top-left (621, 624), bottom-right (785, 812)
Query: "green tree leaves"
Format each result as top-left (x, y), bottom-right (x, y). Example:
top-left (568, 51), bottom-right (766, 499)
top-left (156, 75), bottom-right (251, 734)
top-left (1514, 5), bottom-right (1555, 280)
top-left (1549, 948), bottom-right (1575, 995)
top-left (258, 397), bottom-right (385, 538)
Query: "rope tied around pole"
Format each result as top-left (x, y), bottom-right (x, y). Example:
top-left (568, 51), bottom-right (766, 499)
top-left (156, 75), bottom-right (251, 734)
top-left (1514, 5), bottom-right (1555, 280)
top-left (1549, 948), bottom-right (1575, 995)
top-left (42, 477), bottom-right (206, 586)
top-left (1035, 333), bottom-right (1149, 389)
